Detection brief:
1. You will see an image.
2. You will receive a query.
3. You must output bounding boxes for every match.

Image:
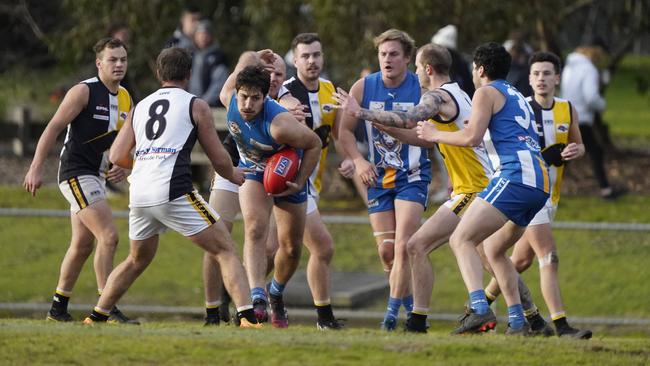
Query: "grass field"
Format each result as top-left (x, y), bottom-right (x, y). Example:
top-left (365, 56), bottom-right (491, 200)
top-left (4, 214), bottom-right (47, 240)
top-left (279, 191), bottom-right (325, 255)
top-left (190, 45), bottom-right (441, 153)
top-left (1, 186), bottom-right (649, 322)
top-left (604, 56), bottom-right (650, 147)
top-left (0, 320), bottom-right (648, 366)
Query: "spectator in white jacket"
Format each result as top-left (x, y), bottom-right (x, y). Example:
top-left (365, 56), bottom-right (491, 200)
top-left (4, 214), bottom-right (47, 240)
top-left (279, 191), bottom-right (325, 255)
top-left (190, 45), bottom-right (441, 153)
top-left (561, 43), bottom-right (621, 200)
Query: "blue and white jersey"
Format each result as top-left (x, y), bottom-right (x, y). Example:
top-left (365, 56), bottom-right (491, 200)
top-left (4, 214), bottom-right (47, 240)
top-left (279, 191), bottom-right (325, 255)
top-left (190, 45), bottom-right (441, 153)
top-left (483, 80), bottom-right (549, 192)
top-left (226, 95), bottom-right (290, 171)
top-left (361, 71), bottom-right (431, 188)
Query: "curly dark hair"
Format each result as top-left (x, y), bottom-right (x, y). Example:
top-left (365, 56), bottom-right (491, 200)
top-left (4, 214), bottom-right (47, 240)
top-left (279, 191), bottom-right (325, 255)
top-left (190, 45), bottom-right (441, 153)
top-left (529, 51), bottom-right (562, 74)
top-left (473, 42), bottom-right (511, 80)
top-left (235, 65), bottom-right (270, 96)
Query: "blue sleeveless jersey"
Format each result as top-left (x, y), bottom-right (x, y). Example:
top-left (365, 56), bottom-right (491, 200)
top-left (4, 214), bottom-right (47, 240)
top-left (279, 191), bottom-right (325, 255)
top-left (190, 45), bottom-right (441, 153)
top-left (226, 95), bottom-right (291, 171)
top-left (361, 71), bottom-right (431, 188)
top-left (484, 80), bottom-right (549, 192)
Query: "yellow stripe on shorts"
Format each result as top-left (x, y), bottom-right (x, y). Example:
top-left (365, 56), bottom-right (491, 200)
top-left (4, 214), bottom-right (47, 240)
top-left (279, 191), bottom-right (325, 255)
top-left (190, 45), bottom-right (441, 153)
top-left (68, 177), bottom-right (88, 209)
top-left (186, 192), bottom-right (216, 225)
top-left (452, 193), bottom-right (476, 217)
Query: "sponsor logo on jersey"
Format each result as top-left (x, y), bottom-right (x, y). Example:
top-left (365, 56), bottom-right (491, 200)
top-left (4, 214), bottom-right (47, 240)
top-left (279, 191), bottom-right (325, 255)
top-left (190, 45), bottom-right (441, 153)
top-left (543, 118), bottom-right (554, 125)
top-left (120, 112), bottom-right (128, 120)
top-left (322, 103), bottom-right (335, 113)
top-left (369, 101), bottom-right (385, 111)
top-left (96, 105), bottom-right (109, 112)
top-left (392, 102), bottom-right (415, 112)
top-left (90, 190), bottom-right (101, 196)
top-left (273, 156), bottom-right (293, 177)
top-left (518, 135), bottom-right (541, 151)
top-left (556, 124), bottom-right (569, 132)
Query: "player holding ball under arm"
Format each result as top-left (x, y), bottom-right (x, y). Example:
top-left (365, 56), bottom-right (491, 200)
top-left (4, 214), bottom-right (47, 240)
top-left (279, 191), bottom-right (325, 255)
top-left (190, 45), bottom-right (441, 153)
top-left (219, 49), bottom-right (321, 328)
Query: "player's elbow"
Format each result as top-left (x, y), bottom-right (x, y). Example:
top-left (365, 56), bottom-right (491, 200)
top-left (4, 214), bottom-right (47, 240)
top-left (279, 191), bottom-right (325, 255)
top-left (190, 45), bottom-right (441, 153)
top-left (307, 131), bottom-right (322, 150)
top-left (109, 149), bottom-right (126, 168)
top-left (467, 135), bottom-right (483, 147)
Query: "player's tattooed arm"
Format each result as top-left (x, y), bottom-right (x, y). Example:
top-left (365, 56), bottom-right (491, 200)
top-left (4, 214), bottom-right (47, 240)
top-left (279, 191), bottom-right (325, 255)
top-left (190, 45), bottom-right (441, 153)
top-left (355, 90), bottom-right (446, 129)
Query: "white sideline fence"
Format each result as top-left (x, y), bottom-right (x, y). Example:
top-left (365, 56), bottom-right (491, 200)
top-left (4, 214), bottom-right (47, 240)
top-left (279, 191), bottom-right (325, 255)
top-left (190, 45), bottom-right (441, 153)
top-left (2, 207), bottom-right (650, 232)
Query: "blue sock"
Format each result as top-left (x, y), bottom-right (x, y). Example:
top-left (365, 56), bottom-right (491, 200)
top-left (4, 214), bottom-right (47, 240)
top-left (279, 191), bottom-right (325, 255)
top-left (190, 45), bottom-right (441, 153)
top-left (402, 294), bottom-right (413, 315)
top-left (251, 287), bottom-right (267, 302)
top-left (469, 290), bottom-right (489, 315)
top-left (508, 304), bottom-right (525, 329)
top-left (385, 297), bottom-right (401, 319)
top-left (268, 278), bottom-right (286, 298)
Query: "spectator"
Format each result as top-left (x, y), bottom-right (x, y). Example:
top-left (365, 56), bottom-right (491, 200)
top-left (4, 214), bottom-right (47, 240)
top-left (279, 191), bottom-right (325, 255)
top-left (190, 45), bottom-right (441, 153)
top-left (166, 5), bottom-right (202, 51)
top-left (431, 24), bottom-right (474, 97)
top-left (188, 20), bottom-right (228, 107)
top-left (504, 31), bottom-right (533, 97)
top-left (561, 40), bottom-right (622, 200)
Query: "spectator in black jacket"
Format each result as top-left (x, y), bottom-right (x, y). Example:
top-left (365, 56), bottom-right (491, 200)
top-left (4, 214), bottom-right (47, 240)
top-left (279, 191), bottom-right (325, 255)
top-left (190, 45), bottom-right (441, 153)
top-left (188, 20), bottom-right (229, 107)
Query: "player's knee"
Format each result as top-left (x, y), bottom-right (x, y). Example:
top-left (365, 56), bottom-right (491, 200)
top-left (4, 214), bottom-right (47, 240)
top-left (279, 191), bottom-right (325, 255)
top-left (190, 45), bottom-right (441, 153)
top-left (405, 236), bottom-right (421, 258)
top-left (70, 241), bottom-right (94, 258)
top-left (312, 234), bottom-right (334, 262)
top-left (98, 228), bottom-right (119, 249)
top-left (482, 243), bottom-right (502, 263)
top-left (279, 240), bottom-right (302, 260)
top-left (512, 255), bottom-right (533, 272)
top-left (448, 231), bottom-right (464, 253)
top-left (378, 239), bottom-right (395, 269)
top-left (246, 223), bottom-right (268, 243)
top-left (538, 251), bottom-right (559, 268)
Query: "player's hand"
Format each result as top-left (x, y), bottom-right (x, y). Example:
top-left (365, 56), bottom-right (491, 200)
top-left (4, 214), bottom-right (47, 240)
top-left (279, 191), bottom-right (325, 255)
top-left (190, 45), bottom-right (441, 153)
top-left (257, 49), bottom-right (276, 72)
top-left (354, 157), bottom-right (377, 187)
top-left (287, 104), bottom-right (307, 124)
top-left (560, 142), bottom-right (584, 161)
top-left (23, 166), bottom-right (43, 197)
top-left (229, 167), bottom-right (253, 186)
top-left (338, 158), bottom-right (355, 179)
top-left (416, 121), bottom-right (438, 142)
top-left (107, 165), bottom-right (128, 183)
top-left (332, 87), bottom-right (361, 118)
top-left (271, 180), bottom-right (302, 197)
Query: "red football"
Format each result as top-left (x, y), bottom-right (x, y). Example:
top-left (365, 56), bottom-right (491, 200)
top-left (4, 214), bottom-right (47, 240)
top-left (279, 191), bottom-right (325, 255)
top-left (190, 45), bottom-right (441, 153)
top-left (263, 148), bottom-right (300, 194)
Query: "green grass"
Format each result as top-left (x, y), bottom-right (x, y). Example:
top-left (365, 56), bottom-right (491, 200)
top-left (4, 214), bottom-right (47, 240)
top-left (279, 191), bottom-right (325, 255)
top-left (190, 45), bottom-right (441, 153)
top-left (0, 320), bottom-right (648, 366)
top-left (1, 186), bottom-right (649, 321)
top-left (604, 56), bottom-right (650, 147)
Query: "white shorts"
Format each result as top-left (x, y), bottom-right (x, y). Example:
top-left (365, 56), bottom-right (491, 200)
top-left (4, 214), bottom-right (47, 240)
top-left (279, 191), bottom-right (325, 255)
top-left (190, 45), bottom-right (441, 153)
top-left (442, 192), bottom-right (478, 218)
top-left (528, 201), bottom-right (557, 226)
top-left (307, 193), bottom-right (318, 215)
top-left (211, 172), bottom-right (239, 194)
top-left (58, 175), bottom-right (106, 213)
top-left (129, 190), bottom-right (220, 241)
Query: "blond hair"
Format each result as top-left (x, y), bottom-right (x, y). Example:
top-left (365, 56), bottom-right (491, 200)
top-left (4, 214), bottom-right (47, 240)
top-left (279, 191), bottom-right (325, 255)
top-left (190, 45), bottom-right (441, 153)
top-left (373, 29), bottom-right (415, 59)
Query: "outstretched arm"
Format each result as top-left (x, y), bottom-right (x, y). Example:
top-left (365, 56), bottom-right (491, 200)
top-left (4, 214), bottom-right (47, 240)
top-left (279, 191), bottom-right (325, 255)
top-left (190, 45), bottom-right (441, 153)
top-left (333, 88), bottom-right (448, 129)
top-left (219, 49), bottom-right (275, 108)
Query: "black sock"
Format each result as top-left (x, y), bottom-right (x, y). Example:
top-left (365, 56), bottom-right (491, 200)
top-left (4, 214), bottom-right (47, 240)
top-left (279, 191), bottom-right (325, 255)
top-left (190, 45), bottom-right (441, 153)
top-left (553, 316), bottom-right (570, 332)
top-left (51, 292), bottom-right (70, 314)
top-left (89, 310), bottom-right (109, 322)
top-left (486, 298), bottom-right (494, 306)
top-left (237, 308), bottom-right (257, 323)
top-left (316, 304), bottom-right (334, 321)
top-left (409, 313), bottom-right (427, 331)
top-left (206, 307), bottom-right (219, 318)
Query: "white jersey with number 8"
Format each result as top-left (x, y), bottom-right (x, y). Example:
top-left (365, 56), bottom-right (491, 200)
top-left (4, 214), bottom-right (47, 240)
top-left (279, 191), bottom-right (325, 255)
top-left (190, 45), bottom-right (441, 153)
top-left (129, 87), bottom-right (197, 207)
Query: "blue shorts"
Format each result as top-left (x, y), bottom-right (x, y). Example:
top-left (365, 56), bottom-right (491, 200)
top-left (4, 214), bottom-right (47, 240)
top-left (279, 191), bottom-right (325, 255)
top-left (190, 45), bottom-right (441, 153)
top-left (478, 177), bottom-right (549, 227)
top-left (245, 170), bottom-right (308, 205)
top-left (367, 181), bottom-right (429, 214)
